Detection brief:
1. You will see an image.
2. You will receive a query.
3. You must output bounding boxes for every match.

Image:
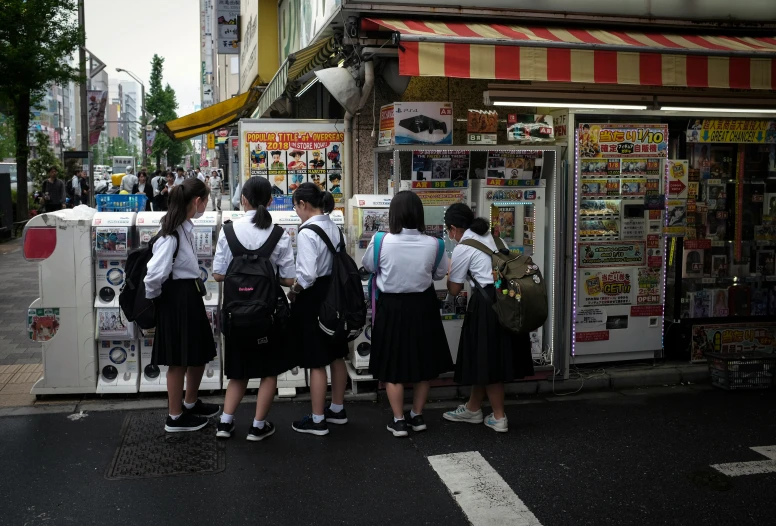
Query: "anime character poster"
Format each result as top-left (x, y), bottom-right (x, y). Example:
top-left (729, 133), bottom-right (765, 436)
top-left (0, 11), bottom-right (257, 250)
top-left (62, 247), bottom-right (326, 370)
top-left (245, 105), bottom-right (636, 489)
top-left (28, 308), bottom-right (60, 342)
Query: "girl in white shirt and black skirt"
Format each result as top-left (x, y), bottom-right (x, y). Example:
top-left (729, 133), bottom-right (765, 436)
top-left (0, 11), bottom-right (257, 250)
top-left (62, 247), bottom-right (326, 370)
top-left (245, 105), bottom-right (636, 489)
top-left (362, 191), bottom-right (453, 437)
top-left (442, 203), bottom-right (534, 433)
top-left (213, 176), bottom-right (296, 441)
top-left (287, 183), bottom-right (349, 436)
top-left (144, 178), bottom-right (220, 433)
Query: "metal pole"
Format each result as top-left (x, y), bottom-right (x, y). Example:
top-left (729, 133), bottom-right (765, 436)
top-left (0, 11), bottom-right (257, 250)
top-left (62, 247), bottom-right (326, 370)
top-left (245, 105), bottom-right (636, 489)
top-left (78, 0), bottom-right (93, 207)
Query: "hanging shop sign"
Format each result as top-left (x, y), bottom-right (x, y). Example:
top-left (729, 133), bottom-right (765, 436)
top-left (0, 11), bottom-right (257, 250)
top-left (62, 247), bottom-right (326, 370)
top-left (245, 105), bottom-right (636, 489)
top-left (378, 102), bottom-right (453, 146)
top-left (551, 110), bottom-right (568, 141)
top-left (578, 123), bottom-right (668, 158)
top-left (579, 268), bottom-right (634, 307)
top-left (686, 119), bottom-right (776, 144)
top-left (467, 110), bottom-right (498, 145)
top-left (412, 151), bottom-right (470, 183)
top-left (27, 308), bottom-right (60, 342)
top-left (216, 0), bottom-right (240, 54)
top-left (241, 121), bottom-right (344, 195)
top-left (86, 90), bottom-right (108, 147)
top-left (578, 241), bottom-right (646, 268)
top-left (507, 114), bottom-right (554, 143)
top-left (690, 323), bottom-right (776, 362)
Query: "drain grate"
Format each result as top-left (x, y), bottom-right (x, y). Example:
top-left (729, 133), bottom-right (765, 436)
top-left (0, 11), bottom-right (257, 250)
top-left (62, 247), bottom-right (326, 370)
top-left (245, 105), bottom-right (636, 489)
top-left (106, 411), bottom-right (225, 480)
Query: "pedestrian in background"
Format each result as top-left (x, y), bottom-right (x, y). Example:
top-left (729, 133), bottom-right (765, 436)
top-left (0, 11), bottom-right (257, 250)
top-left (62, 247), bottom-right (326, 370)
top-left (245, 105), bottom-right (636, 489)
top-left (144, 178), bottom-right (220, 432)
top-left (120, 166), bottom-right (138, 194)
top-left (79, 170), bottom-right (90, 206)
top-left (70, 170), bottom-right (82, 207)
top-left (287, 183), bottom-right (348, 436)
top-left (40, 166), bottom-right (65, 212)
top-left (157, 171), bottom-right (175, 211)
top-left (442, 203), bottom-right (534, 433)
top-left (174, 167), bottom-right (185, 186)
top-left (150, 170), bottom-right (163, 211)
top-left (361, 191), bottom-right (452, 437)
top-left (132, 171), bottom-right (153, 211)
top-left (196, 168), bottom-right (206, 183)
top-left (209, 170), bottom-right (222, 211)
top-left (213, 176), bottom-right (296, 441)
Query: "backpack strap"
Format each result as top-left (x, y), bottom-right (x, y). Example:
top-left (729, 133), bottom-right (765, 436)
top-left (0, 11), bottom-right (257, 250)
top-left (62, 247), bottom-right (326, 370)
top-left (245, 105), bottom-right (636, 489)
top-left (370, 232), bottom-right (387, 319)
top-left (256, 225), bottom-right (284, 259)
top-left (148, 231), bottom-right (180, 279)
top-left (460, 238), bottom-right (497, 255)
top-left (432, 237), bottom-right (445, 274)
top-left (299, 223), bottom-right (340, 254)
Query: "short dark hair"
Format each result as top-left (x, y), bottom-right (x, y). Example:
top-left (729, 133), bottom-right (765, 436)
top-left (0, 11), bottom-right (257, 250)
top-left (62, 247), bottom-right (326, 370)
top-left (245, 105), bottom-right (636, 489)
top-left (389, 191), bottom-right (425, 234)
top-left (47, 166), bottom-right (58, 174)
top-left (176, 167), bottom-right (184, 173)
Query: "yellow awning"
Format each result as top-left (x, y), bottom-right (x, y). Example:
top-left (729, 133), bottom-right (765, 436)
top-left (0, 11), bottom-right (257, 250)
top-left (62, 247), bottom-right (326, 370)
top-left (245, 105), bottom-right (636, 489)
top-left (163, 91), bottom-right (257, 141)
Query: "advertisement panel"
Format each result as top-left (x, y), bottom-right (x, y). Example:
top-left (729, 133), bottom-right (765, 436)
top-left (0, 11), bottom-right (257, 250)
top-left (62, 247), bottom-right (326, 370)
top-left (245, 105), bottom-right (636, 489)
top-left (240, 120), bottom-right (344, 195)
top-left (691, 322), bottom-right (776, 362)
top-left (578, 123), bottom-right (668, 158)
top-left (579, 268), bottom-right (634, 307)
top-left (87, 90), bottom-right (108, 147)
top-left (578, 241), bottom-right (646, 268)
top-left (686, 119), bottom-right (776, 144)
top-left (216, 0), bottom-right (240, 54)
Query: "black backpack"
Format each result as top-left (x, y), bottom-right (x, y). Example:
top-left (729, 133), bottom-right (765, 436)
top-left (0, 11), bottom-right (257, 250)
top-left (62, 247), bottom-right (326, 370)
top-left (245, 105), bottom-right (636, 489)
top-left (119, 231), bottom-right (179, 330)
top-left (299, 224), bottom-right (366, 343)
top-left (220, 222), bottom-right (290, 344)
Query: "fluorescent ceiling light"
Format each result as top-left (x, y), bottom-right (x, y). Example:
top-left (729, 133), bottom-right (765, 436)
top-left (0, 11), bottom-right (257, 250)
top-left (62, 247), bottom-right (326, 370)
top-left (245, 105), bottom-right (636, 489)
top-left (492, 101), bottom-right (648, 110)
top-left (660, 106), bottom-right (776, 114)
top-left (296, 77), bottom-right (320, 99)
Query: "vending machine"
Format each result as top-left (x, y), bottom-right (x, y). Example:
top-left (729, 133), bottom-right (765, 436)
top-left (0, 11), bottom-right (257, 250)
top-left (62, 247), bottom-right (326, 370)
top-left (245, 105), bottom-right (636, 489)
top-left (92, 212), bottom-right (139, 393)
top-left (191, 211), bottom-right (222, 390)
top-left (347, 195), bottom-right (392, 375)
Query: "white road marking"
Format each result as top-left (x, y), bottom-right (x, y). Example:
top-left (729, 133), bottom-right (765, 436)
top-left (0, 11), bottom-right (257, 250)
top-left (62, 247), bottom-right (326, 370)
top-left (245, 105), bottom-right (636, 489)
top-left (427, 451), bottom-right (543, 526)
top-left (712, 445), bottom-right (776, 477)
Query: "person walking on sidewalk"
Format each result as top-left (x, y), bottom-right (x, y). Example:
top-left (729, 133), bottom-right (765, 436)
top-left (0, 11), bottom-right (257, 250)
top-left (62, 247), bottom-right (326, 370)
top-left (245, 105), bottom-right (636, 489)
top-left (70, 171), bottom-right (82, 207)
top-left (209, 170), bottom-right (222, 211)
top-left (213, 177), bottom-right (296, 441)
top-left (144, 178), bottom-right (220, 432)
top-left (441, 203), bottom-right (534, 433)
top-left (287, 183), bottom-right (348, 436)
top-left (361, 191), bottom-right (452, 437)
top-left (40, 167), bottom-right (65, 212)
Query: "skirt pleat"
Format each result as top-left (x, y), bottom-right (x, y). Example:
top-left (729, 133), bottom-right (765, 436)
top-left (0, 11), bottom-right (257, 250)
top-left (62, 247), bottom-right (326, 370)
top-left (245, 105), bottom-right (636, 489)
top-left (224, 328), bottom-right (294, 380)
top-left (290, 276), bottom-right (349, 369)
top-left (454, 285), bottom-right (534, 385)
top-left (152, 279), bottom-right (216, 367)
top-left (369, 287), bottom-right (453, 384)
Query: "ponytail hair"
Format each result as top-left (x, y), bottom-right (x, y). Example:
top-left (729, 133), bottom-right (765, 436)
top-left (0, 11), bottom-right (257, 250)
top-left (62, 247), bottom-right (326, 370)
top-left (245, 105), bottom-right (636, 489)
top-left (242, 176), bottom-right (273, 229)
top-left (293, 182), bottom-right (334, 214)
top-left (160, 178), bottom-right (210, 236)
top-left (444, 202), bottom-right (489, 235)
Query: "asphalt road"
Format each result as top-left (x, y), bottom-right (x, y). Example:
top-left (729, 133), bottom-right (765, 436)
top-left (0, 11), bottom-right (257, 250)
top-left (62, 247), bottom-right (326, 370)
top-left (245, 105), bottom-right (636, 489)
top-left (1, 388), bottom-right (775, 526)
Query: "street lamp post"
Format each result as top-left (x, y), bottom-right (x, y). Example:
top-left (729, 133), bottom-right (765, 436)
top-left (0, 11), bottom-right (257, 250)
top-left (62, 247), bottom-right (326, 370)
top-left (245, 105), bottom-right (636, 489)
top-left (115, 68), bottom-right (147, 170)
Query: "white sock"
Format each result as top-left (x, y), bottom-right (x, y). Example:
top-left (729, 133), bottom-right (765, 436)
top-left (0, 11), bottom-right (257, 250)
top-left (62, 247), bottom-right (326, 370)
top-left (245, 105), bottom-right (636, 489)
top-left (169, 413), bottom-right (181, 420)
top-left (312, 413), bottom-right (324, 424)
top-left (220, 413), bottom-right (233, 424)
top-left (329, 403), bottom-right (343, 413)
top-left (410, 410), bottom-right (420, 419)
top-left (183, 400), bottom-right (196, 410)
top-left (253, 419), bottom-right (265, 429)
top-left (394, 416), bottom-right (405, 423)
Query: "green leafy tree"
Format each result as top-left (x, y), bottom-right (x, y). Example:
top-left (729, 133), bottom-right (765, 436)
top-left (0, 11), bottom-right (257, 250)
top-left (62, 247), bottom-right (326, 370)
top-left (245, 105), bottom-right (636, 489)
top-left (0, 0), bottom-right (83, 219)
top-left (28, 131), bottom-right (63, 189)
top-left (0, 114), bottom-right (15, 160)
top-left (146, 55), bottom-right (187, 168)
top-left (106, 137), bottom-right (132, 158)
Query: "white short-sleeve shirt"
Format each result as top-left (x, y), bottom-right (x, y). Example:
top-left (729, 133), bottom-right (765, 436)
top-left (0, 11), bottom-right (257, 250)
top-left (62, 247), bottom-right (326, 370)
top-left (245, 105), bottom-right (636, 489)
top-left (295, 214), bottom-right (343, 289)
top-left (144, 220), bottom-right (201, 299)
top-left (213, 211), bottom-right (295, 278)
top-left (361, 229), bottom-right (448, 293)
top-left (449, 229), bottom-right (498, 287)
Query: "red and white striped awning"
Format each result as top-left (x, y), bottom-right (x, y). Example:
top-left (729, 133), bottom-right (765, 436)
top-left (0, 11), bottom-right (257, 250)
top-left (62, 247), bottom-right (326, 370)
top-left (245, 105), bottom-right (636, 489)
top-left (368, 19), bottom-right (776, 90)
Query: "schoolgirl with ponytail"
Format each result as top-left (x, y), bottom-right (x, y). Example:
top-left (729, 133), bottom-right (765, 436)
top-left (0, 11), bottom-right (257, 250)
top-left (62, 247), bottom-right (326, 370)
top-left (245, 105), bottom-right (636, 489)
top-left (144, 178), bottom-right (221, 433)
top-left (286, 182), bottom-right (349, 436)
top-left (212, 176), bottom-right (296, 441)
top-left (442, 203), bottom-right (534, 433)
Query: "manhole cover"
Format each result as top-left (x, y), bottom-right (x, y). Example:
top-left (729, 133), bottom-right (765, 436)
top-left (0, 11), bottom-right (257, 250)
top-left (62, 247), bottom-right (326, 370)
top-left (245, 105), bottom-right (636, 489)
top-left (687, 468), bottom-right (732, 491)
top-left (106, 412), bottom-right (224, 480)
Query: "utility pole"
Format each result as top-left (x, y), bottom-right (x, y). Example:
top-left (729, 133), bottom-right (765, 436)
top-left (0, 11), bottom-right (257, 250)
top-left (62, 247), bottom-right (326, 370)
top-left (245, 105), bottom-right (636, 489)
top-left (78, 0), bottom-right (93, 207)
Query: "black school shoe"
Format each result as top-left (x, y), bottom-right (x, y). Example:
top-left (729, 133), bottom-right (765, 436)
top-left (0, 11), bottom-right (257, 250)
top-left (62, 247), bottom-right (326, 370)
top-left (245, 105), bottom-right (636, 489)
top-left (404, 411), bottom-right (427, 432)
top-left (247, 421), bottom-right (276, 442)
top-left (215, 421), bottom-right (235, 439)
top-left (183, 399), bottom-right (221, 418)
top-left (386, 419), bottom-right (409, 437)
top-left (292, 415), bottom-right (329, 436)
top-left (165, 413), bottom-right (208, 433)
top-left (324, 403), bottom-right (348, 424)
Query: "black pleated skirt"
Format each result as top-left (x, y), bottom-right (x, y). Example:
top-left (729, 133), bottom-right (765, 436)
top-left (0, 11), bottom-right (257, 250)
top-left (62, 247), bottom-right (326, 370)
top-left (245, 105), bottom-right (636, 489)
top-left (152, 279), bottom-right (216, 367)
top-left (455, 285), bottom-right (534, 385)
top-left (290, 276), bottom-right (348, 369)
top-left (224, 327), bottom-right (293, 380)
top-left (369, 287), bottom-right (453, 384)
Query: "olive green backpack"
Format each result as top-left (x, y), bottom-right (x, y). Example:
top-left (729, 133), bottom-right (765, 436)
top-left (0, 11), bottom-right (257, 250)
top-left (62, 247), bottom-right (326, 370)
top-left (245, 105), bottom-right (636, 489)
top-left (461, 237), bottom-right (548, 334)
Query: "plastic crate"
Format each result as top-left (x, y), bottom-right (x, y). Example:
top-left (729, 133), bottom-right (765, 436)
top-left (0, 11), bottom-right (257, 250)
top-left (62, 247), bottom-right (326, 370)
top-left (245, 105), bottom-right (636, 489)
top-left (706, 352), bottom-right (776, 391)
top-left (96, 194), bottom-right (148, 212)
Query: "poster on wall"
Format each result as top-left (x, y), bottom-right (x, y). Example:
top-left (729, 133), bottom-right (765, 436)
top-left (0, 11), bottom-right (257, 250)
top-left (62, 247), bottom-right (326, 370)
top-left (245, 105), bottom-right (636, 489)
top-left (486, 151), bottom-right (543, 181)
top-left (665, 199), bottom-right (687, 236)
top-left (579, 268), bottom-right (633, 307)
top-left (27, 308), bottom-right (60, 342)
top-left (507, 114), bottom-right (554, 142)
top-left (358, 209), bottom-right (390, 248)
top-left (578, 123), bottom-right (668, 158)
top-left (412, 151), bottom-right (470, 182)
top-left (242, 122), bottom-right (344, 195)
top-left (666, 160), bottom-right (689, 198)
top-left (690, 322), bottom-right (776, 362)
top-left (467, 110), bottom-right (498, 145)
top-left (578, 241), bottom-right (646, 268)
top-left (635, 267), bottom-right (660, 305)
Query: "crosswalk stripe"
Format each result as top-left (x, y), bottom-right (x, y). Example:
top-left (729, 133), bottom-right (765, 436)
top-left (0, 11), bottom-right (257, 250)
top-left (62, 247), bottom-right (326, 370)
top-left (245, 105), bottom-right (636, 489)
top-left (427, 451), bottom-right (543, 526)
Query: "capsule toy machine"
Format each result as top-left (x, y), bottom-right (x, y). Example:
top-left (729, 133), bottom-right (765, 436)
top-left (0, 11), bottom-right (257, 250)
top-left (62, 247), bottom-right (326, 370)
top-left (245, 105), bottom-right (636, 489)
top-left (135, 211), bottom-right (167, 392)
top-left (470, 147), bottom-right (560, 365)
top-left (191, 211), bottom-right (222, 391)
top-left (92, 212), bottom-right (139, 393)
top-left (346, 195), bottom-right (392, 375)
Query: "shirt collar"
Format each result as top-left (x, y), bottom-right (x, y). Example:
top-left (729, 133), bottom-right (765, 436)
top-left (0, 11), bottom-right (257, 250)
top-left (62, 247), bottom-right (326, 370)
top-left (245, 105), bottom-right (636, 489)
top-left (244, 210), bottom-right (256, 218)
top-left (399, 228), bottom-right (420, 235)
top-left (182, 220), bottom-right (194, 233)
top-left (300, 214), bottom-right (331, 227)
top-left (460, 229), bottom-right (480, 242)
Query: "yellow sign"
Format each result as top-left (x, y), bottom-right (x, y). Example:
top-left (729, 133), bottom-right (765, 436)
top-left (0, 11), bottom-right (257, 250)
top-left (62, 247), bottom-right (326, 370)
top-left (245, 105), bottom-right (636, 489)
top-left (207, 133), bottom-right (215, 150)
top-left (686, 119), bottom-right (776, 144)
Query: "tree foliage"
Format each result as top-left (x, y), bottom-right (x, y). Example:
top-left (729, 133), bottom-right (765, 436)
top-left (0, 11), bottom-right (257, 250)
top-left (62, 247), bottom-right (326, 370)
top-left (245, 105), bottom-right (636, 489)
top-left (0, 114), bottom-right (14, 160)
top-left (146, 55), bottom-right (187, 169)
top-left (28, 131), bottom-right (63, 189)
top-left (0, 0), bottom-right (83, 218)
